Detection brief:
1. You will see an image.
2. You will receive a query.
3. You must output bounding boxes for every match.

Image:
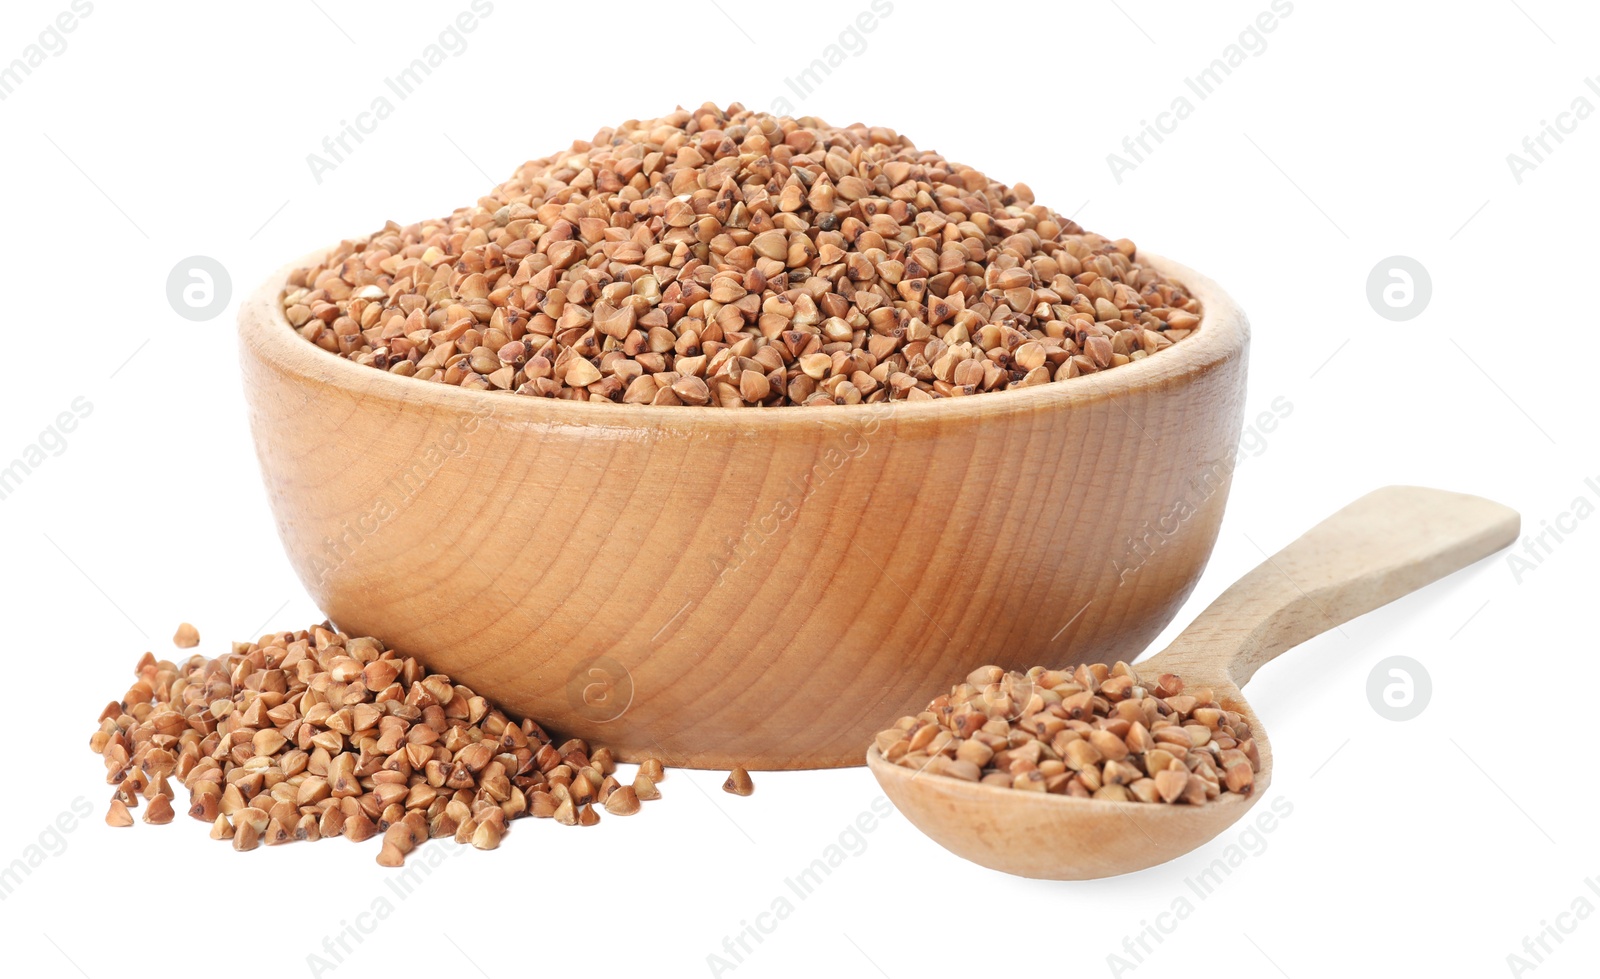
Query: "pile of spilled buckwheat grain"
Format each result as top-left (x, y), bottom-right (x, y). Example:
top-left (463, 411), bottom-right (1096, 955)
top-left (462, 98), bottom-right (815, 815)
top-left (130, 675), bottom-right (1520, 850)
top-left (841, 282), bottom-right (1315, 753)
top-left (283, 102), bottom-right (1200, 406)
top-left (875, 662), bottom-right (1258, 804)
top-left (89, 624), bottom-right (680, 866)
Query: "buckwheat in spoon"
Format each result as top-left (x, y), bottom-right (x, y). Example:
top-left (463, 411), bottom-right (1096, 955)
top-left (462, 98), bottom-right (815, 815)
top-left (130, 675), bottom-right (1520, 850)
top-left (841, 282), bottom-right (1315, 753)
top-left (867, 486), bottom-right (1519, 879)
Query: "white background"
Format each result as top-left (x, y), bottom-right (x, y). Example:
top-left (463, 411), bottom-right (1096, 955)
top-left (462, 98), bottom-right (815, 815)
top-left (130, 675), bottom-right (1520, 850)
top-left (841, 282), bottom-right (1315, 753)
top-left (1, 1), bottom-right (1594, 977)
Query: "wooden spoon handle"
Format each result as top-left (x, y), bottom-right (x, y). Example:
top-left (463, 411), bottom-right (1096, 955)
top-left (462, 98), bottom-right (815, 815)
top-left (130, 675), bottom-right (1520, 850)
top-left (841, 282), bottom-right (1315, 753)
top-left (1152, 486), bottom-right (1519, 686)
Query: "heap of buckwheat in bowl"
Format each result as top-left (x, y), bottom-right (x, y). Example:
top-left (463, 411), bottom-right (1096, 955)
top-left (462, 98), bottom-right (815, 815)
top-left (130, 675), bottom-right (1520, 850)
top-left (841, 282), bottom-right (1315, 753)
top-left (874, 662), bottom-right (1260, 806)
top-left (281, 102), bottom-right (1201, 407)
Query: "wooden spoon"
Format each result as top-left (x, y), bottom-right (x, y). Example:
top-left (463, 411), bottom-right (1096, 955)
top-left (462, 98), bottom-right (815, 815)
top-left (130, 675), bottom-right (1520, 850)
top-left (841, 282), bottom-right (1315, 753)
top-left (867, 486), bottom-right (1519, 879)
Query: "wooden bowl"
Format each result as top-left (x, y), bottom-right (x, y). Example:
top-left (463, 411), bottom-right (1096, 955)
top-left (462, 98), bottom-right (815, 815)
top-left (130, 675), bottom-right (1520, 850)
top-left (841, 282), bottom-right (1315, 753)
top-left (237, 251), bottom-right (1249, 770)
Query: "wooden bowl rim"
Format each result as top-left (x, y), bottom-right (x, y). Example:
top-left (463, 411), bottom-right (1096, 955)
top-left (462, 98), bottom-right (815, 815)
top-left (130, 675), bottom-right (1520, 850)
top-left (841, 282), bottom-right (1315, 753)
top-left (865, 744), bottom-right (1268, 816)
top-left (240, 248), bottom-right (1248, 430)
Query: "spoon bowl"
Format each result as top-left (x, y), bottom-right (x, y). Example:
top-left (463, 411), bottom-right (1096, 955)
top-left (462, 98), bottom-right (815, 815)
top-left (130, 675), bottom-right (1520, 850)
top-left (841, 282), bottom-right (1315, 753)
top-left (868, 486), bottom-right (1519, 879)
top-left (868, 676), bottom-right (1272, 879)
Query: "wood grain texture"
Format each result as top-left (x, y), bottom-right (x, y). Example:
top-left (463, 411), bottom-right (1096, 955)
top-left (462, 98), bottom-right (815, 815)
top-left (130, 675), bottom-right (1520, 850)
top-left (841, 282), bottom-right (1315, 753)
top-left (869, 486), bottom-right (1520, 878)
top-left (238, 251), bottom-right (1249, 770)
